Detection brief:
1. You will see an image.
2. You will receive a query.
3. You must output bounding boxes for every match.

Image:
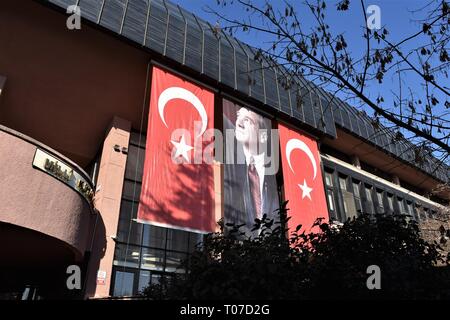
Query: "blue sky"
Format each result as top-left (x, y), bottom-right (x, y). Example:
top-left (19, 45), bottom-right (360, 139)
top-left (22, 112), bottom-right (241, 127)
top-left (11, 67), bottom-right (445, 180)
top-left (170, 0), bottom-right (449, 159)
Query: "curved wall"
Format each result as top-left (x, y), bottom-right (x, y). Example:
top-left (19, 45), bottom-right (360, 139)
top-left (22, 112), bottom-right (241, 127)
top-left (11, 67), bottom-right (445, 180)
top-left (0, 126), bottom-right (95, 260)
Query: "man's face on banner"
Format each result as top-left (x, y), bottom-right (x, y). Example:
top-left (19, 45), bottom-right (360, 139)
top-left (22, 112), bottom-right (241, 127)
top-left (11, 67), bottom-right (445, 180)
top-left (235, 107), bottom-right (267, 150)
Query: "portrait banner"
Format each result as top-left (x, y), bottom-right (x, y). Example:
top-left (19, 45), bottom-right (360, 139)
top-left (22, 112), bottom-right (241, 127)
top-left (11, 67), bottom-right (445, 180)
top-left (223, 99), bottom-right (280, 237)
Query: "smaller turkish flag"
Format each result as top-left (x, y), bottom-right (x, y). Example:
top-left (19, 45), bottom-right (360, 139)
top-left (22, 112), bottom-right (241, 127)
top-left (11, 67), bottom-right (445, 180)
top-left (279, 124), bottom-right (328, 234)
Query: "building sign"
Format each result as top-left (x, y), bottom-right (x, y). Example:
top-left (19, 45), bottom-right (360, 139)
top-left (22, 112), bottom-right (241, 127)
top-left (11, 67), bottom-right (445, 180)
top-left (97, 270), bottom-right (107, 285)
top-left (137, 66), bottom-right (215, 233)
top-left (32, 148), bottom-right (94, 205)
top-left (278, 124), bottom-right (328, 233)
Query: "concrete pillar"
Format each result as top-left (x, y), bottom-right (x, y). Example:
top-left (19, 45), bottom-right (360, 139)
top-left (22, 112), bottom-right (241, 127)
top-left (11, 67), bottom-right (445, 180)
top-left (85, 116), bottom-right (131, 299)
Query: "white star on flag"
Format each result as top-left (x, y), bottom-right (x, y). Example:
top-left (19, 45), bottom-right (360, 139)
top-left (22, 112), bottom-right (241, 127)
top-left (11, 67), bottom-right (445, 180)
top-left (298, 179), bottom-right (313, 200)
top-left (171, 134), bottom-right (193, 162)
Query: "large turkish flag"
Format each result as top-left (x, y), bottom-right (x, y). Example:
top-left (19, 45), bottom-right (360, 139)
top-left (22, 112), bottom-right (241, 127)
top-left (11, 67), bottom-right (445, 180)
top-left (279, 123), bottom-right (329, 233)
top-left (137, 66), bottom-right (215, 233)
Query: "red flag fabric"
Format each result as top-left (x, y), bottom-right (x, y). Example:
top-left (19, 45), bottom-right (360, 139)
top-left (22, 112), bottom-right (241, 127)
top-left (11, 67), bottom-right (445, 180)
top-left (137, 66), bottom-right (215, 233)
top-left (279, 123), bottom-right (328, 233)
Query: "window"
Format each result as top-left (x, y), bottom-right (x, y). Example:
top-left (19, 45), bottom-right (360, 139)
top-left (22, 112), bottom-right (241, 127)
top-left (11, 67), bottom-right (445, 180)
top-left (387, 194), bottom-right (394, 212)
top-left (338, 175), bottom-right (348, 191)
top-left (325, 171), bottom-right (334, 187)
top-left (339, 176), bottom-right (349, 213)
top-left (113, 244), bottom-right (141, 268)
top-left (130, 131), bottom-right (147, 148)
top-left (113, 271), bottom-right (135, 297)
top-left (125, 145), bottom-right (145, 182)
top-left (324, 170), bottom-right (338, 220)
top-left (111, 130), bottom-right (206, 297)
top-left (406, 201), bottom-right (414, 218)
top-left (117, 200), bottom-right (142, 245)
top-left (122, 180), bottom-right (142, 202)
top-left (138, 270), bottom-right (151, 293)
top-left (142, 225), bottom-right (167, 249)
top-left (137, 270), bottom-right (164, 294)
top-left (363, 185), bottom-right (374, 214)
top-left (339, 175), bottom-right (357, 219)
top-left (165, 251), bottom-right (188, 273)
top-left (375, 189), bottom-right (384, 213)
top-left (140, 248), bottom-right (165, 271)
top-left (166, 229), bottom-right (190, 252)
top-left (376, 190), bottom-right (383, 207)
top-left (326, 190), bottom-right (335, 211)
top-left (397, 198), bottom-right (406, 214)
top-left (352, 180), bottom-right (362, 213)
top-left (365, 185), bottom-right (373, 202)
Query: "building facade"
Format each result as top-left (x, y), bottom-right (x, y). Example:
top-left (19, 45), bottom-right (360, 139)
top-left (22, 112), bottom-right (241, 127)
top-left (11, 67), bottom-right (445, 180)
top-left (0, 0), bottom-right (448, 299)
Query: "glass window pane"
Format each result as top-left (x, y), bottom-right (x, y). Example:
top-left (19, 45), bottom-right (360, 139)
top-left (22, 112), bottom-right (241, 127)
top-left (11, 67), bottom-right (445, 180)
top-left (122, 180), bottom-right (142, 202)
top-left (113, 244), bottom-right (141, 268)
top-left (188, 233), bottom-right (203, 252)
top-left (166, 229), bottom-right (189, 252)
top-left (130, 131), bottom-right (146, 148)
top-left (352, 181), bottom-right (361, 197)
top-left (342, 190), bottom-right (357, 219)
top-left (125, 145), bottom-right (145, 182)
top-left (376, 191), bottom-right (384, 207)
top-left (339, 176), bottom-right (347, 190)
top-left (387, 195), bottom-right (394, 210)
top-left (406, 202), bottom-right (414, 216)
top-left (138, 270), bottom-right (151, 294)
top-left (165, 251), bottom-right (188, 273)
top-left (142, 225), bottom-right (167, 249)
top-left (326, 190), bottom-right (335, 211)
top-left (113, 271), bottom-right (135, 297)
top-left (397, 198), bottom-right (405, 213)
top-left (325, 172), bottom-right (333, 187)
top-left (151, 273), bottom-right (163, 285)
top-left (365, 186), bottom-right (373, 202)
top-left (141, 248), bottom-right (165, 271)
top-left (352, 181), bottom-right (362, 212)
top-left (117, 200), bottom-right (142, 245)
top-left (363, 186), bottom-right (374, 214)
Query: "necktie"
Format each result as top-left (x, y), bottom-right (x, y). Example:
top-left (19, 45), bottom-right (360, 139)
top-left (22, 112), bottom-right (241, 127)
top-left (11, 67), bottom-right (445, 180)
top-left (248, 157), bottom-right (262, 220)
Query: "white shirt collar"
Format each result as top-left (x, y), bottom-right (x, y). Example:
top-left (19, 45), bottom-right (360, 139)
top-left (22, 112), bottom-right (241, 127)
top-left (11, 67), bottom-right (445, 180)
top-left (243, 148), bottom-right (265, 169)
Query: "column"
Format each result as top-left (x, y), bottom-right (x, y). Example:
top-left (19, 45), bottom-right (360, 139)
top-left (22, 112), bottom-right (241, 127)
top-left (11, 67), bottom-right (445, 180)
top-left (85, 116), bottom-right (131, 298)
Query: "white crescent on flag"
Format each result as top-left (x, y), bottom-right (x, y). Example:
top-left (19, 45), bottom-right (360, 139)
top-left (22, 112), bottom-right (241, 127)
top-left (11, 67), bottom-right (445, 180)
top-left (285, 138), bottom-right (317, 179)
top-left (158, 86), bottom-right (208, 138)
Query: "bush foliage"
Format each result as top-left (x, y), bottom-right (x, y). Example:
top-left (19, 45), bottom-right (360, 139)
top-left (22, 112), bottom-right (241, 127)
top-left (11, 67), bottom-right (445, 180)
top-left (142, 202), bottom-right (449, 300)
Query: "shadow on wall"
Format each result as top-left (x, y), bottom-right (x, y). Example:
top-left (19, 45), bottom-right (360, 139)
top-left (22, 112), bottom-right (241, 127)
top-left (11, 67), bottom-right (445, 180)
top-left (139, 140), bottom-right (215, 232)
top-left (83, 209), bottom-right (107, 299)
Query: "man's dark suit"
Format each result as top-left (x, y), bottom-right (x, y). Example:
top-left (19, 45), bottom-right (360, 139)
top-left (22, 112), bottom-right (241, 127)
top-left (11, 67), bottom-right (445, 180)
top-left (223, 116), bottom-right (280, 238)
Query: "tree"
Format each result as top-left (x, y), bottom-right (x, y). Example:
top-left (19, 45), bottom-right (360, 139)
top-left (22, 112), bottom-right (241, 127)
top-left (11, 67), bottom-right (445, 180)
top-left (141, 203), bottom-right (449, 300)
top-left (206, 0), bottom-right (450, 169)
